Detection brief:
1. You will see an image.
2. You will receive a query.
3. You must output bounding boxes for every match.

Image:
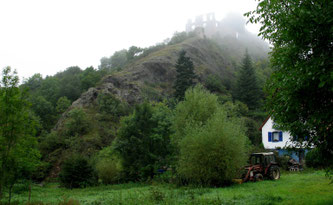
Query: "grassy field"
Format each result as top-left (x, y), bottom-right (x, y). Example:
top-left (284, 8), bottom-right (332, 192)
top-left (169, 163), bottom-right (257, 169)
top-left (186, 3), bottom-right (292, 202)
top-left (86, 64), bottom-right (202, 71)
top-left (3, 170), bottom-right (333, 205)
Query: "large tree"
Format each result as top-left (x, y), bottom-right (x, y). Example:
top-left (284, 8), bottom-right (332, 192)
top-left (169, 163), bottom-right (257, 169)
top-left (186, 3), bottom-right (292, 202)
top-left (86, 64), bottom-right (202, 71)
top-left (236, 50), bottom-right (261, 110)
top-left (113, 102), bottom-right (172, 181)
top-left (246, 1), bottom-right (333, 161)
top-left (173, 50), bottom-right (196, 100)
top-left (0, 67), bottom-right (40, 202)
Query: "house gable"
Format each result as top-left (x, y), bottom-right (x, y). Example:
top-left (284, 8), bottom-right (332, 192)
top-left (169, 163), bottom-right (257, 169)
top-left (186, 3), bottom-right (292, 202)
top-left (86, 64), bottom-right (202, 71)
top-left (261, 117), bottom-right (293, 149)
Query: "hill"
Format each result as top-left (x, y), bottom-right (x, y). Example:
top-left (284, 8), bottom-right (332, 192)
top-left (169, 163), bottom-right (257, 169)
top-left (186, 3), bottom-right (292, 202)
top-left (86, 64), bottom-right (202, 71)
top-left (23, 14), bottom-right (271, 179)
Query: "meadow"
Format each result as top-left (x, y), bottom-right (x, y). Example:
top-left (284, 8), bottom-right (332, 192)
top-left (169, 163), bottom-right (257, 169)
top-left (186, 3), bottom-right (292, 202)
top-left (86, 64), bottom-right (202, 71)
top-left (3, 170), bottom-right (333, 205)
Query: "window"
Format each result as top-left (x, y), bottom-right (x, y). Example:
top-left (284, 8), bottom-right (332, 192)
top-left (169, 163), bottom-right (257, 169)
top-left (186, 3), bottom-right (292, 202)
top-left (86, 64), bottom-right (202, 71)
top-left (273, 132), bottom-right (279, 142)
top-left (268, 131), bottom-right (283, 142)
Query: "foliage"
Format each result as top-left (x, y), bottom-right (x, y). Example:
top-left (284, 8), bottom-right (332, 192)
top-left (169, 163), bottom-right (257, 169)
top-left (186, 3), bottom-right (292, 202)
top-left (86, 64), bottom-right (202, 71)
top-left (95, 147), bottom-right (122, 184)
top-left (97, 93), bottom-right (126, 119)
top-left (56, 96), bottom-right (71, 114)
top-left (80, 66), bottom-right (101, 91)
top-left (172, 85), bottom-right (219, 145)
top-left (3, 171), bottom-right (333, 205)
top-left (243, 117), bottom-right (262, 146)
top-left (113, 102), bottom-right (172, 181)
top-left (56, 66), bottom-right (83, 102)
top-left (173, 87), bottom-right (248, 186)
top-left (204, 74), bottom-right (226, 94)
top-left (235, 50), bottom-right (261, 110)
top-left (64, 108), bottom-right (91, 137)
top-left (110, 50), bottom-right (128, 70)
top-left (126, 46), bottom-right (143, 61)
top-left (173, 50), bottom-right (196, 101)
top-left (0, 67), bottom-right (41, 201)
top-left (305, 148), bottom-right (326, 169)
top-left (29, 95), bottom-right (56, 131)
top-left (59, 155), bottom-right (97, 189)
top-left (246, 0), bottom-right (333, 163)
top-left (168, 32), bottom-right (189, 45)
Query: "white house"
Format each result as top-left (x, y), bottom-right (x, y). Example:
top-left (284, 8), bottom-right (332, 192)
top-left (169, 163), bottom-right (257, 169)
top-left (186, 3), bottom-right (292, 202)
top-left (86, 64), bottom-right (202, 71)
top-left (261, 117), bottom-right (294, 149)
top-left (260, 116), bottom-right (309, 162)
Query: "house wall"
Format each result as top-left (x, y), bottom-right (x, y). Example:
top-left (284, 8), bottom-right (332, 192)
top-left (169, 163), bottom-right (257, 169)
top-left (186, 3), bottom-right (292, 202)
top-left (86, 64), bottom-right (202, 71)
top-left (262, 117), bottom-right (293, 149)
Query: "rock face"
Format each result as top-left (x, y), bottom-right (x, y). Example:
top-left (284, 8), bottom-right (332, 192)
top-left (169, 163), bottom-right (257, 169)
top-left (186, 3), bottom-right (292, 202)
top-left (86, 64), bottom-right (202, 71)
top-left (54, 36), bottom-right (268, 130)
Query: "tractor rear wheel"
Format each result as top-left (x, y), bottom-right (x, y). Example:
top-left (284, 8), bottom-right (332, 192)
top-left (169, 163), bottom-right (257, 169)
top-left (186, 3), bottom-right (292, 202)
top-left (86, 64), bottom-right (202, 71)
top-left (268, 166), bottom-right (280, 180)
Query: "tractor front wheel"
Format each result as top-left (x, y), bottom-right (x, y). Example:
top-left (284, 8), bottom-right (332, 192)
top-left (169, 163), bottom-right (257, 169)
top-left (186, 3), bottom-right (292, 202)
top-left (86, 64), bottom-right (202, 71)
top-left (268, 166), bottom-right (280, 180)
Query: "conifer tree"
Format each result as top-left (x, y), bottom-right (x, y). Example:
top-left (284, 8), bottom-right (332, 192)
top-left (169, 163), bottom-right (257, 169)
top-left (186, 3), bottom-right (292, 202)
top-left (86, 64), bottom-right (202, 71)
top-left (236, 50), bottom-right (260, 110)
top-left (173, 50), bottom-right (196, 101)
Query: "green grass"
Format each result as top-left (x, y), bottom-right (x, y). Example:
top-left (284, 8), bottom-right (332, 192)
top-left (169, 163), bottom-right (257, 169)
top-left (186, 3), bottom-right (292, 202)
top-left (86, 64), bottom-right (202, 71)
top-left (4, 171), bottom-right (333, 205)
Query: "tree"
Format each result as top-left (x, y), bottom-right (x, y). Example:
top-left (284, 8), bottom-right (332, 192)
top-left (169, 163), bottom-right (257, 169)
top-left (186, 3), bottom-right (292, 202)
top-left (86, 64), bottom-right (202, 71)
top-left (173, 50), bottom-right (196, 100)
top-left (113, 102), bottom-right (172, 181)
top-left (246, 1), bottom-right (333, 162)
top-left (56, 96), bottom-right (71, 114)
top-left (30, 95), bottom-right (56, 131)
top-left (59, 154), bottom-right (96, 189)
top-left (173, 85), bottom-right (248, 186)
top-left (236, 50), bottom-right (261, 110)
top-left (80, 66), bottom-right (101, 91)
top-left (110, 49), bottom-right (128, 70)
top-left (126, 46), bottom-right (143, 61)
top-left (0, 67), bottom-right (40, 202)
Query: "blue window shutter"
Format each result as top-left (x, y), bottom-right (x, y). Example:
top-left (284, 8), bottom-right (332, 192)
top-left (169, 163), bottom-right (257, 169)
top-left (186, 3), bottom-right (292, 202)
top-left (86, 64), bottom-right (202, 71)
top-left (268, 132), bottom-right (272, 142)
top-left (305, 136), bottom-right (308, 141)
top-left (279, 132), bottom-right (283, 141)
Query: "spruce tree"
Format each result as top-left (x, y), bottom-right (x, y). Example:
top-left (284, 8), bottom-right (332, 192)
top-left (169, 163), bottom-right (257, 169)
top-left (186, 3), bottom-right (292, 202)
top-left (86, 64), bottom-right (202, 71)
top-left (174, 50), bottom-right (196, 101)
top-left (236, 51), bottom-right (260, 110)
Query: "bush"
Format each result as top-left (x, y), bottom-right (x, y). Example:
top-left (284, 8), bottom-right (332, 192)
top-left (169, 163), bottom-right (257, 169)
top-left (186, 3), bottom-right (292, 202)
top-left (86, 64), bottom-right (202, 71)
top-left (59, 155), bottom-right (97, 188)
top-left (173, 86), bottom-right (248, 186)
top-left (274, 152), bottom-right (290, 170)
top-left (306, 148), bottom-right (325, 168)
top-left (97, 93), bottom-right (127, 118)
top-left (172, 85), bottom-right (219, 145)
top-left (64, 108), bottom-right (91, 136)
top-left (176, 109), bottom-right (248, 186)
top-left (205, 74), bottom-right (226, 94)
top-left (96, 157), bottom-right (122, 184)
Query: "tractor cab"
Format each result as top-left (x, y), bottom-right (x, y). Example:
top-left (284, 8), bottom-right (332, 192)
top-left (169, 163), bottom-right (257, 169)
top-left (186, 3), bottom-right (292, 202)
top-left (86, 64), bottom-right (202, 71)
top-left (243, 152), bottom-right (280, 182)
top-left (249, 152), bottom-right (277, 167)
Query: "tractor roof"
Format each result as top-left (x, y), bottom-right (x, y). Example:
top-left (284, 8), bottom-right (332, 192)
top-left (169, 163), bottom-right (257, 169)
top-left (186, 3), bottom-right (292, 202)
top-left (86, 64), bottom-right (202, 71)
top-left (251, 152), bottom-right (274, 156)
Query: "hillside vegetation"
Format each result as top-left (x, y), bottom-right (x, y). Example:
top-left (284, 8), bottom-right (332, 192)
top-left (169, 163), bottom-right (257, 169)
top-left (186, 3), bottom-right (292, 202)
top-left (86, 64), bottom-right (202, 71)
top-left (12, 13), bottom-right (271, 185)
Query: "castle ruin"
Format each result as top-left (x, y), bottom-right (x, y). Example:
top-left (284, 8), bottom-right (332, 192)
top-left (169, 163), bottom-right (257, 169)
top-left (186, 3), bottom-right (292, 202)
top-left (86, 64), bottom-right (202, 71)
top-left (186, 13), bottom-right (218, 38)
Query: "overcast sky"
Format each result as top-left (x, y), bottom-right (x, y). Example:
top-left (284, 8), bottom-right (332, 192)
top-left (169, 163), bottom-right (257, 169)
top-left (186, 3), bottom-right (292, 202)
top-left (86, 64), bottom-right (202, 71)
top-left (0, 0), bottom-right (260, 81)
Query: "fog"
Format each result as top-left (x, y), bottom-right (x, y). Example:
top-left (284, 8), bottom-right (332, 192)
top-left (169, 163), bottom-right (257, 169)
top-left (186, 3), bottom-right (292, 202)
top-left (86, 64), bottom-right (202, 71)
top-left (0, 0), bottom-right (260, 80)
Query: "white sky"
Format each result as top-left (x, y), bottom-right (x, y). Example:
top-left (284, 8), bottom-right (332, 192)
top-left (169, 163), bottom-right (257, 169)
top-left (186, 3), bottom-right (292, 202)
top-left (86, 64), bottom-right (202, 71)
top-left (0, 0), bottom-right (260, 81)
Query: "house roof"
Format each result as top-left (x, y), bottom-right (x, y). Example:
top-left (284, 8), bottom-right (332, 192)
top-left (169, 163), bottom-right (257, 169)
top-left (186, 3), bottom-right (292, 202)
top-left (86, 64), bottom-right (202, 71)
top-left (259, 115), bottom-right (271, 131)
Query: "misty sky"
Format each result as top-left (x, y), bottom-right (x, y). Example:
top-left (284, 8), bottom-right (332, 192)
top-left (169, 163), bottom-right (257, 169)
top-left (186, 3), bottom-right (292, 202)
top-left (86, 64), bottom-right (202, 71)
top-left (0, 0), bottom-right (260, 81)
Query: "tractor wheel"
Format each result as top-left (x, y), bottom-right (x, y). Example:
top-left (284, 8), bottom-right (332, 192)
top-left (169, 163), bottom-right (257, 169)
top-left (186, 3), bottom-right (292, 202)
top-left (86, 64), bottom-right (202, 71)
top-left (269, 166), bottom-right (280, 180)
top-left (255, 173), bottom-right (264, 182)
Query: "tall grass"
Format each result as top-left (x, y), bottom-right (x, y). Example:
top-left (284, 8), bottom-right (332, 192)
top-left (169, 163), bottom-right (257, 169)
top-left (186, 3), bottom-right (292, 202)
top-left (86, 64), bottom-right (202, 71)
top-left (2, 171), bottom-right (332, 205)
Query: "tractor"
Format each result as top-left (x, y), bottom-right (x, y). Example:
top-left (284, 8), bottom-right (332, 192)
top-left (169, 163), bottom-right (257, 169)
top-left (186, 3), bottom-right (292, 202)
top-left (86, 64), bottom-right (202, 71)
top-left (242, 152), bottom-right (280, 182)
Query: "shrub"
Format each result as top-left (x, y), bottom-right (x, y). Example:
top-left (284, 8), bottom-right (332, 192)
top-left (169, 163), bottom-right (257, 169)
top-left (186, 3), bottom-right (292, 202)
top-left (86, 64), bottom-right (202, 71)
top-left (205, 74), bottom-right (226, 94)
top-left (172, 85), bottom-right (219, 145)
top-left (176, 109), bottom-right (248, 186)
top-left (64, 108), bottom-right (91, 136)
top-left (59, 155), bottom-right (97, 188)
top-left (173, 85), bottom-right (248, 186)
top-left (97, 93), bottom-right (127, 118)
top-left (306, 148), bottom-right (325, 168)
top-left (274, 153), bottom-right (290, 170)
top-left (96, 157), bottom-right (122, 184)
